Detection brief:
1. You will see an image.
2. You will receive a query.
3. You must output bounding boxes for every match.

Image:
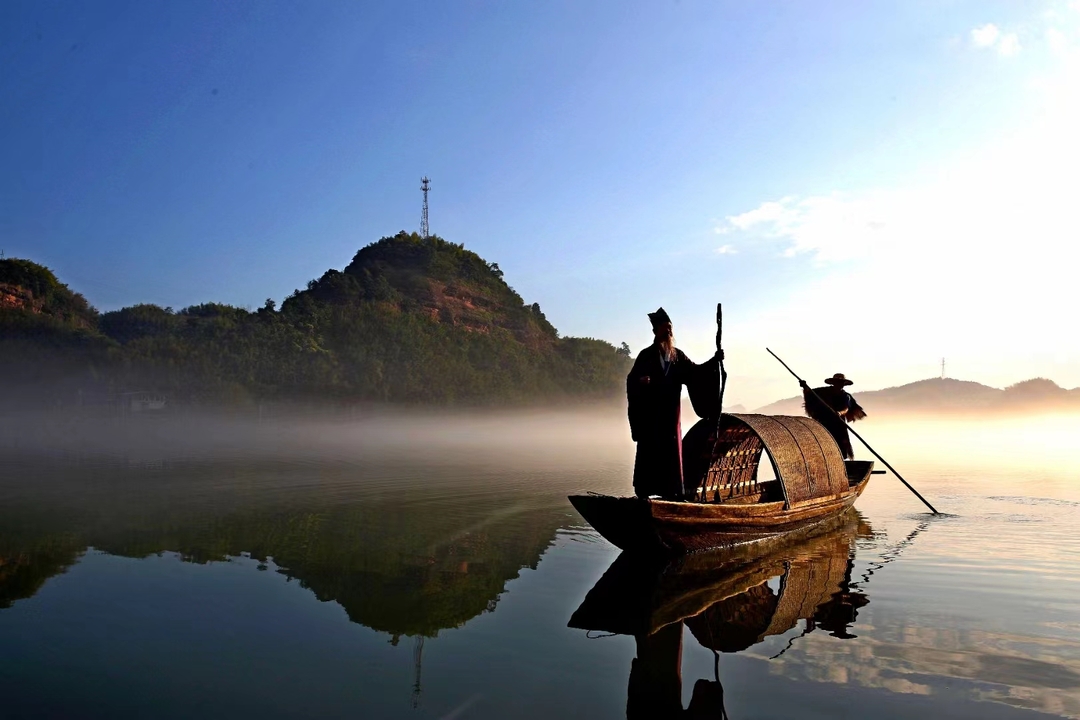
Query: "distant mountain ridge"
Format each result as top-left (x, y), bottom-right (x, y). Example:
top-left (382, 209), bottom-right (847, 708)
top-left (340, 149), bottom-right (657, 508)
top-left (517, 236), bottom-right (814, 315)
top-left (754, 377), bottom-right (1080, 415)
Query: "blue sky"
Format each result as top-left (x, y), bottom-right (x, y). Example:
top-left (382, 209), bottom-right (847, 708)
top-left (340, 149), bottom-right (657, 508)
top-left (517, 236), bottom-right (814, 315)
top-left (4, 1), bottom-right (1078, 406)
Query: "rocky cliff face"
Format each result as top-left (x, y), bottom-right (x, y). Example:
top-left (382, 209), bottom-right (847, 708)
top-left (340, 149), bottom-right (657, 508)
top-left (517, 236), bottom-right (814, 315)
top-left (0, 283), bottom-right (36, 312)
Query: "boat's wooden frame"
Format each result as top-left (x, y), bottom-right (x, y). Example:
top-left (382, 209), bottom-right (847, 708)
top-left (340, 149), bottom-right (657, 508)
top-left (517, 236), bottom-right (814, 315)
top-left (569, 414), bottom-right (874, 555)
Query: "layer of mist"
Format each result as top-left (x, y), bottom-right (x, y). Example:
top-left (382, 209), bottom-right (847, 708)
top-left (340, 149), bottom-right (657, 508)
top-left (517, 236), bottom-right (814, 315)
top-left (0, 402), bottom-right (634, 470)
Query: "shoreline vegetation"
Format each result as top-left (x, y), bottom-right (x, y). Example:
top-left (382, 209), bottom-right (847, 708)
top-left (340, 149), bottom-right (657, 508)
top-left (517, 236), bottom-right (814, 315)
top-left (0, 232), bottom-right (632, 408)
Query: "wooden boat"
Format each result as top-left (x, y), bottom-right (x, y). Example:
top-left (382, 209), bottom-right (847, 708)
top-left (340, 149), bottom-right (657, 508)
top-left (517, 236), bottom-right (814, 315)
top-left (569, 413), bottom-right (875, 555)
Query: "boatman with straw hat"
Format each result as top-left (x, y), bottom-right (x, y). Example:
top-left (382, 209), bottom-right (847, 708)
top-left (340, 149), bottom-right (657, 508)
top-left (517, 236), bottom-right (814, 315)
top-left (627, 307), bottom-right (721, 499)
top-left (801, 373), bottom-right (867, 459)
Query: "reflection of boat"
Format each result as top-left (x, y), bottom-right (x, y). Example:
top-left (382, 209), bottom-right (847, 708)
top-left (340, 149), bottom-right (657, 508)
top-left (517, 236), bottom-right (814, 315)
top-left (569, 512), bottom-right (872, 718)
top-left (569, 414), bottom-right (875, 554)
top-left (569, 509), bottom-right (872, 643)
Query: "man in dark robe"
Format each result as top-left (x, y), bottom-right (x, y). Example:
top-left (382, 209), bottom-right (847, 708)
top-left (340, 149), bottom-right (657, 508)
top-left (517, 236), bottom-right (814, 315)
top-left (801, 373), bottom-right (867, 459)
top-left (626, 308), bottom-right (719, 499)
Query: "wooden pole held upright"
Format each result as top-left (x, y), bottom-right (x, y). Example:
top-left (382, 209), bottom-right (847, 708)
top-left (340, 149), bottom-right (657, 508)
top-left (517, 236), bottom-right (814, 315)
top-left (716, 303), bottom-right (727, 424)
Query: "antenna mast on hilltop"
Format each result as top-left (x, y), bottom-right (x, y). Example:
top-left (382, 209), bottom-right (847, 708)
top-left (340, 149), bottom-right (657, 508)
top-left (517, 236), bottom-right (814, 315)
top-left (420, 176), bottom-right (430, 238)
top-left (941, 357), bottom-right (945, 380)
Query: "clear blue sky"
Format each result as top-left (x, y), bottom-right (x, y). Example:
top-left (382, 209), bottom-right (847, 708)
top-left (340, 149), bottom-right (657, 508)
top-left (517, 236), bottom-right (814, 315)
top-left (4, 1), bottom-right (1077, 406)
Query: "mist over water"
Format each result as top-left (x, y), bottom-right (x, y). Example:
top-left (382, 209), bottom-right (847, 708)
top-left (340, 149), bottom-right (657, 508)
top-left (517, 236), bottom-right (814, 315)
top-left (0, 403), bottom-right (632, 470)
top-left (2, 405), bottom-right (1079, 718)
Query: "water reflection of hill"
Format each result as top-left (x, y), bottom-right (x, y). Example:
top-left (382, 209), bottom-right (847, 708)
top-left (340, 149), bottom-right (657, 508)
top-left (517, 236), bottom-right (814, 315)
top-left (0, 456), bottom-right (573, 638)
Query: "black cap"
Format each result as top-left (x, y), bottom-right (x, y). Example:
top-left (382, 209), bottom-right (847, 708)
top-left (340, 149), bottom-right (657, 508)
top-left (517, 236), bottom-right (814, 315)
top-left (647, 307), bottom-right (671, 327)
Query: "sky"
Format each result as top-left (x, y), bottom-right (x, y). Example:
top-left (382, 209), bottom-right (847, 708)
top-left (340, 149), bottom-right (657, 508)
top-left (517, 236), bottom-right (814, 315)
top-left (3, 1), bottom-right (1079, 408)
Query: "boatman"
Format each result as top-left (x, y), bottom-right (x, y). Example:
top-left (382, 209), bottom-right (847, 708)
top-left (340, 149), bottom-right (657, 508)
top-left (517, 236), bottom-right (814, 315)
top-left (626, 308), bottom-right (721, 499)
top-left (801, 373), bottom-right (867, 459)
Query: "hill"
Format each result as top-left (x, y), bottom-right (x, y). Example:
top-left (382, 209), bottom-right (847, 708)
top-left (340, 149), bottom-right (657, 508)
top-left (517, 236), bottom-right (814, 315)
top-left (0, 258), bottom-right (97, 327)
top-left (0, 259), bottom-right (116, 405)
top-left (0, 233), bottom-right (631, 406)
top-left (755, 377), bottom-right (1080, 415)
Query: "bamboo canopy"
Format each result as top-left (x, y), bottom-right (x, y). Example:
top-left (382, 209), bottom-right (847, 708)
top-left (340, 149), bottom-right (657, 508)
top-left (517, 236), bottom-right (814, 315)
top-left (687, 414), bottom-right (849, 509)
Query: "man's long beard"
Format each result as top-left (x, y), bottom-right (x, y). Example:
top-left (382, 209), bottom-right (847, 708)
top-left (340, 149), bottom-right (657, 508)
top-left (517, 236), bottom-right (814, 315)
top-left (658, 335), bottom-right (676, 363)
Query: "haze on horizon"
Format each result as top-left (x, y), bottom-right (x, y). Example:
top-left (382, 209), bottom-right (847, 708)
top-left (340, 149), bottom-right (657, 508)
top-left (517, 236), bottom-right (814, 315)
top-left (4, 1), bottom-right (1078, 409)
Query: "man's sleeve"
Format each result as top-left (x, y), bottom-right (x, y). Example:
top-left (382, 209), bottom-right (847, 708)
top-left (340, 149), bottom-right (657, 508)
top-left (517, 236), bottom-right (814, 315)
top-left (847, 394), bottom-right (867, 422)
top-left (685, 352), bottom-right (722, 419)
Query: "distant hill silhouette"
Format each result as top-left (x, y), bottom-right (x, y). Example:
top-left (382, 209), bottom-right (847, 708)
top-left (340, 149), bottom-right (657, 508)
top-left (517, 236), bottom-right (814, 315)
top-left (755, 377), bottom-right (1080, 415)
top-left (0, 233), bottom-right (630, 406)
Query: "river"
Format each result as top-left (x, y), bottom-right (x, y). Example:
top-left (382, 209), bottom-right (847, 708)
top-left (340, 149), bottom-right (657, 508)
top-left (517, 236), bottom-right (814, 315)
top-left (1, 408), bottom-right (1078, 718)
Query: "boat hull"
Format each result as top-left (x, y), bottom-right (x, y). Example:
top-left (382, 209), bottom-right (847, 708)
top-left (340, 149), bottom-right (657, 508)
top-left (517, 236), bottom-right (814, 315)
top-left (569, 461), bottom-right (873, 555)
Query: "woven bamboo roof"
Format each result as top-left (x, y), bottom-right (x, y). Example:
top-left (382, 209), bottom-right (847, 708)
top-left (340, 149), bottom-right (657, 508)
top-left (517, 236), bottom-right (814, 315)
top-left (723, 414), bottom-right (849, 508)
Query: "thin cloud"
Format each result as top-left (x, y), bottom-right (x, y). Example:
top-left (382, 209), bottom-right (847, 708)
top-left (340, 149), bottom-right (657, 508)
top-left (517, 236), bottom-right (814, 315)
top-left (727, 199), bottom-right (793, 230)
top-left (971, 23), bottom-right (1021, 56)
top-left (997, 33), bottom-right (1022, 56)
top-left (717, 194), bottom-right (889, 263)
top-left (971, 23), bottom-right (1001, 48)
top-left (715, 244), bottom-right (738, 255)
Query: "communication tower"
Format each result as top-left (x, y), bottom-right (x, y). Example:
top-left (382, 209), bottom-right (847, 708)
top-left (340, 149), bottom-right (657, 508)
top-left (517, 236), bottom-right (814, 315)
top-left (420, 177), bottom-right (430, 238)
top-left (941, 357), bottom-right (945, 379)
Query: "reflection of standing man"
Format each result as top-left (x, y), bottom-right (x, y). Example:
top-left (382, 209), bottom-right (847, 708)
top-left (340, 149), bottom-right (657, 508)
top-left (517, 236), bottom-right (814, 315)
top-left (801, 373), bottom-right (867, 459)
top-left (627, 624), bottom-right (683, 719)
top-left (626, 308), bottom-right (720, 499)
top-left (627, 624), bottom-right (729, 720)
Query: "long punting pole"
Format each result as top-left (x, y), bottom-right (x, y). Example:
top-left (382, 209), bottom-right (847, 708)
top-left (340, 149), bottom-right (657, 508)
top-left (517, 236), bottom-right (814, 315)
top-left (766, 348), bottom-right (940, 515)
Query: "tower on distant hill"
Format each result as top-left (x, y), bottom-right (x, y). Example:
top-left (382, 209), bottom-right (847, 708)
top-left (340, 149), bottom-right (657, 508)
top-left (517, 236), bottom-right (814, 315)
top-left (941, 357), bottom-right (946, 379)
top-left (420, 177), bottom-right (430, 238)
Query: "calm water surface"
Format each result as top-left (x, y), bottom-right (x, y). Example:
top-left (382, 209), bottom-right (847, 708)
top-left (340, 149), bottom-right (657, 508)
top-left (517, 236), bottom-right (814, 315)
top-left (1, 410), bottom-right (1078, 718)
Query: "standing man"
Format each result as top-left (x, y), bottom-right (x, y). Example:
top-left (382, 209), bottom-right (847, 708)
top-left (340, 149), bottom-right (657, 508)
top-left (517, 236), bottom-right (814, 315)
top-left (801, 373), bottom-right (867, 459)
top-left (626, 308), bottom-right (720, 499)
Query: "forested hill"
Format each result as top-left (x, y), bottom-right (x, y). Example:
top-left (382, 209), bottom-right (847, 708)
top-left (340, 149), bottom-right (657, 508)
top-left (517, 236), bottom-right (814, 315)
top-left (0, 233), bottom-right (631, 406)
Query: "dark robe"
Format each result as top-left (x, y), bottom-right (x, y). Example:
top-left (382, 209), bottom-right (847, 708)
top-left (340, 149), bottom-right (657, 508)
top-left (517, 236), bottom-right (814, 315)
top-left (803, 386), bottom-right (866, 460)
top-left (627, 346), bottom-right (716, 499)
